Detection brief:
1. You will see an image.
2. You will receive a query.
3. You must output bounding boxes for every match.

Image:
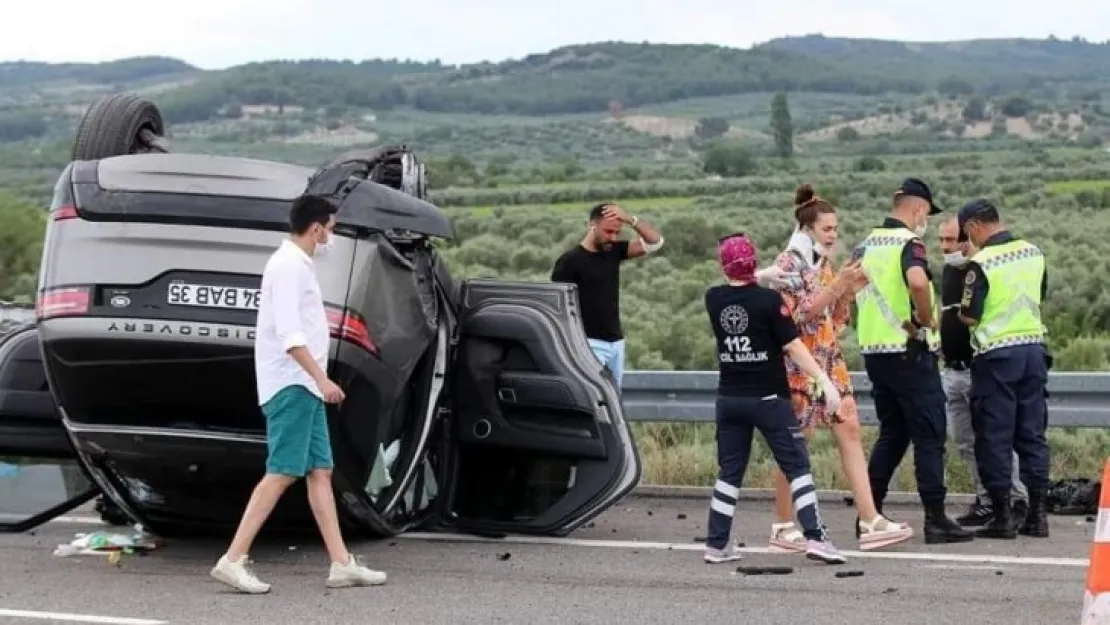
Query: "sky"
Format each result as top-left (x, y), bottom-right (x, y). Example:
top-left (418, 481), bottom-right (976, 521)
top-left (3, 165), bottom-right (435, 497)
top-left (5, 0), bottom-right (1110, 69)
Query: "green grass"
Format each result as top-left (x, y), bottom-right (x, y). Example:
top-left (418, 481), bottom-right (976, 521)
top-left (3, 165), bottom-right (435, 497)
top-left (1045, 179), bottom-right (1110, 195)
top-left (452, 196), bottom-right (700, 217)
top-left (633, 423), bottom-right (1110, 491)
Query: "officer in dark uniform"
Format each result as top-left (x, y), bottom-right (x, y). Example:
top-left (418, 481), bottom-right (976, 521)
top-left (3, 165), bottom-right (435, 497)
top-left (854, 178), bottom-right (972, 544)
top-left (938, 215), bottom-right (1029, 528)
top-left (957, 198), bottom-right (1050, 539)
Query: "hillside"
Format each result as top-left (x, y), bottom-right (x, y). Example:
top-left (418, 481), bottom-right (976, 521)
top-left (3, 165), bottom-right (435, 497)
top-left (143, 37), bottom-right (1110, 119)
top-left (6, 35), bottom-right (1110, 122)
top-left (0, 56), bottom-right (198, 88)
top-left (4, 36), bottom-right (1110, 156)
top-left (762, 35), bottom-right (1110, 94)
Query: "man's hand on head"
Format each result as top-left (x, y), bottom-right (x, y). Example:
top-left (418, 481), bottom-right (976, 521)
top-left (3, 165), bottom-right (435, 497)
top-left (601, 204), bottom-right (631, 224)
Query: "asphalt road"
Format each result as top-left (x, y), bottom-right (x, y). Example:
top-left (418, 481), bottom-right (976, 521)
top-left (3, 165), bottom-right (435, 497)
top-left (0, 495), bottom-right (1093, 625)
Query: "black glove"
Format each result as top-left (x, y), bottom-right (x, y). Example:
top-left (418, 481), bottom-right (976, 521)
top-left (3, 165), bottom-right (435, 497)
top-left (1044, 349), bottom-right (1053, 398)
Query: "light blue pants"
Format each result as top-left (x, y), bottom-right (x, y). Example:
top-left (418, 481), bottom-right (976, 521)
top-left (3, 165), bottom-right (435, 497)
top-left (587, 338), bottom-right (626, 390)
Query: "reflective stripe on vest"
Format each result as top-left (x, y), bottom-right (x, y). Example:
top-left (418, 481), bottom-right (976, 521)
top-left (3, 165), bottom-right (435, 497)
top-left (969, 240), bottom-right (1046, 355)
top-left (854, 227), bottom-right (940, 355)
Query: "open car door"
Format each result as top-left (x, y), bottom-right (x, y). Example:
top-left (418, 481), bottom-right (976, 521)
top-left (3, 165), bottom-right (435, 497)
top-left (442, 279), bottom-right (641, 536)
top-left (0, 323), bottom-right (98, 532)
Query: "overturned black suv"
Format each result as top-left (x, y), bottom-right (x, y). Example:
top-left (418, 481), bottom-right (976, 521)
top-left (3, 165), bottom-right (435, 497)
top-left (0, 93), bottom-right (640, 538)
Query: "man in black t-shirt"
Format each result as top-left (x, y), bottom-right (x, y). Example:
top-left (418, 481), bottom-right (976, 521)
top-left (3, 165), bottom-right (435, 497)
top-left (701, 233), bottom-right (846, 566)
top-left (937, 215), bottom-right (1028, 528)
top-left (550, 203), bottom-right (663, 389)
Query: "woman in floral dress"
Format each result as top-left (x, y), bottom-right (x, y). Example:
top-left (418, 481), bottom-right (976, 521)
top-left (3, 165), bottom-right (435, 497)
top-left (765, 183), bottom-right (915, 552)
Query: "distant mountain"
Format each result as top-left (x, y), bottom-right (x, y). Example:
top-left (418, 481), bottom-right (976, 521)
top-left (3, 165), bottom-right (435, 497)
top-left (151, 42), bottom-right (931, 121)
top-left (0, 56), bottom-right (199, 87)
top-left (760, 35), bottom-right (1110, 93)
top-left (5, 35), bottom-right (1110, 120)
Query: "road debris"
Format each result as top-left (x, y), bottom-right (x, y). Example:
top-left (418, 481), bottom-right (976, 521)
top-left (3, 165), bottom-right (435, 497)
top-left (835, 570), bottom-right (865, 578)
top-left (52, 525), bottom-right (162, 564)
top-left (736, 566), bottom-right (793, 576)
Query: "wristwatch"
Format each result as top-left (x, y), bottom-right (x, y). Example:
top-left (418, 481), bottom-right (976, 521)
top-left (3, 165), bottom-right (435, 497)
top-left (630, 215), bottom-right (640, 227)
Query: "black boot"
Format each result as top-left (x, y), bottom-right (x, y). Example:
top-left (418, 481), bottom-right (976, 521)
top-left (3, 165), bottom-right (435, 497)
top-left (1012, 498), bottom-right (1029, 528)
top-left (924, 503), bottom-right (975, 544)
top-left (1018, 490), bottom-right (1049, 538)
top-left (976, 494), bottom-right (1017, 539)
top-left (955, 498), bottom-right (995, 527)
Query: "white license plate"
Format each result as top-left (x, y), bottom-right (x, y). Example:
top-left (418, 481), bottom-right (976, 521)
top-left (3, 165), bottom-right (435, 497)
top-left (167, 282), bottom-right (261, 311)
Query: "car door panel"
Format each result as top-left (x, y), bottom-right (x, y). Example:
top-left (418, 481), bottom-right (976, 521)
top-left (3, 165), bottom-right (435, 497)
top-left (0, 325), bottom-right (73, 459)
top-left (445, 279), bottom-right (640, 536)
top-left (0, 324), bottom-right (99, 532)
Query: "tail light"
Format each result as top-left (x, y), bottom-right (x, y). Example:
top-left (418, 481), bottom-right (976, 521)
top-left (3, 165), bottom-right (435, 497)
top-left (325, 305), bottom-right (378, 354)
top-left (36, 286), bottom-right (91, 319)
top-left (52, 205), bottom-right (80, 221)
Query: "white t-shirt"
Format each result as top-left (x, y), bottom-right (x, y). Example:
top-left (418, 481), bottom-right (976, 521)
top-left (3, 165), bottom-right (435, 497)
top-left (253, 239), bottom-right (330, 405)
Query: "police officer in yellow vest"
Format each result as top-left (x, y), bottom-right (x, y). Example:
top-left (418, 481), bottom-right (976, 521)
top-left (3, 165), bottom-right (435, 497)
top-left (854, 178), bottom-right (973, 544)
top-left (956, 198), bottom-right (1050, 540)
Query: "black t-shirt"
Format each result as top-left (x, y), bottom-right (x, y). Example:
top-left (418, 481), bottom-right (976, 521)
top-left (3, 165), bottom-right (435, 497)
top-left (704, 284), bottom-right (799, 399)
top-left (940, 264), bottom-right (973, 365)
top-left (551, 241), bottom-right (629, 342)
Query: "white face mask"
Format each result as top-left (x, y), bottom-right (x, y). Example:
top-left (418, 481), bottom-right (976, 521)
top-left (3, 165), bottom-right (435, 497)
top-left (943, 251), bottom-right (966, 266)
top-left (913, 219), bottom-right (928, 237)
top-left (811, 232), bottom-right (829, 257)
top-left (313, 228), bottom-right (334, 256)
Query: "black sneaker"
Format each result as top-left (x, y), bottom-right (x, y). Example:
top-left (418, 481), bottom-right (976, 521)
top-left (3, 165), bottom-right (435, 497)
top-left (956, 500), bottom-right (994, 527)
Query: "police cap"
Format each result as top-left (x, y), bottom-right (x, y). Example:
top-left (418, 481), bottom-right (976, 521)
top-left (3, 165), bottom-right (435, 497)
top-left (957, 198), bottom-right (999, 242)
top-left (895, 178), bottom-right (942, 215)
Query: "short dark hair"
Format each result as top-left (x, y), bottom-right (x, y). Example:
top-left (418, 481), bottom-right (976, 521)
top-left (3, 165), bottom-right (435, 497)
top-left (965, 204), bottom-right (1000, 225)
top-left (892, 193), bottom-right (918, 210)
top-left (289, 194), bottom-right (337, 235)
top-left (588, 202), bottom-right (614, 221)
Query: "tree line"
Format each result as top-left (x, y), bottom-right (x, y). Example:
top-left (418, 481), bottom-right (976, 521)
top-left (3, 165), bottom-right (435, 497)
top-left (126, 40), bottom-right (1110, 120)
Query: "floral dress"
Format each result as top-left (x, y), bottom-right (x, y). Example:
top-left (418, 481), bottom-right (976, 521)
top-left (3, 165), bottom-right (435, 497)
top-left (772, 249), bottom-right (858, 429)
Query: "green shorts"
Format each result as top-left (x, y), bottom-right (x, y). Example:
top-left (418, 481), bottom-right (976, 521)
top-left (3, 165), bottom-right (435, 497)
top-left (262, 384), bottom-right (334, 477)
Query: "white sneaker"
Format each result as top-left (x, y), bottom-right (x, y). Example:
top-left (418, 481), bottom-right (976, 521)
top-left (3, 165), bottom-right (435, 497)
top-left (210, 554), bottom-right (271, 594)
top-left (326, 553), bottom-right (388, 588)
top-left (768, 521), bottom-right (806, 553)
top-left (704, 545), bottom-right (744, 564)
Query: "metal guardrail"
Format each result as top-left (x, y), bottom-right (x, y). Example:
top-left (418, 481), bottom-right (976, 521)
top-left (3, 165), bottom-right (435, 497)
top-left (0, 302), bottom-right (34, 336)
top-left (621, 371), bottom-right (1110, 428)
top-left (2, 302), bottom-right (1105, 428)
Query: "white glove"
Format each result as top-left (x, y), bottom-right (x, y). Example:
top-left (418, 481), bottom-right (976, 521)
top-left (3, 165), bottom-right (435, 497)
top-left (817, 374), bottom-right (842, 416)
top-left (755, 265), bottom-right (800, 289)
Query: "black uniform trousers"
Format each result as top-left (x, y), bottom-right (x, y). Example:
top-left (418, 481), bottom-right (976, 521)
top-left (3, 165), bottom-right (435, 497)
top-left (864, 350), bottom-right (948, 507)
top-left (969, 343), bottom-right (1051, 497)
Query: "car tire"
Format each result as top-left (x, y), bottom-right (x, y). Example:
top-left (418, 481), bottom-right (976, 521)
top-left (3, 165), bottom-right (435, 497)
top-left (94, 495), bottom-right (133, 526)
top-left (72, 93), bottom-right (169, 161)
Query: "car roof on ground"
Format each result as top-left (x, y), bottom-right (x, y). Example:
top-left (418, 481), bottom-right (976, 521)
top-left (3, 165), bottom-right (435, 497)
top-left (92, 153), bottom-right (315, 200)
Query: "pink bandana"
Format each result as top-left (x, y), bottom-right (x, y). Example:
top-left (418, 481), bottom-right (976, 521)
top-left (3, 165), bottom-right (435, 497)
top-left (717, 234), bottom-right (757, 282)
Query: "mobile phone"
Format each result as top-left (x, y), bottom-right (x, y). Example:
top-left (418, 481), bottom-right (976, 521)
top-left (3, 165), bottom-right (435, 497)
top-left (850, 244), bottom-right (866, 263)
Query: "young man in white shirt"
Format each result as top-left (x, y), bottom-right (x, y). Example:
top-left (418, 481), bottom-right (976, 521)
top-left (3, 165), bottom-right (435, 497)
top-left (210, 193), bottom-right (387, 594)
